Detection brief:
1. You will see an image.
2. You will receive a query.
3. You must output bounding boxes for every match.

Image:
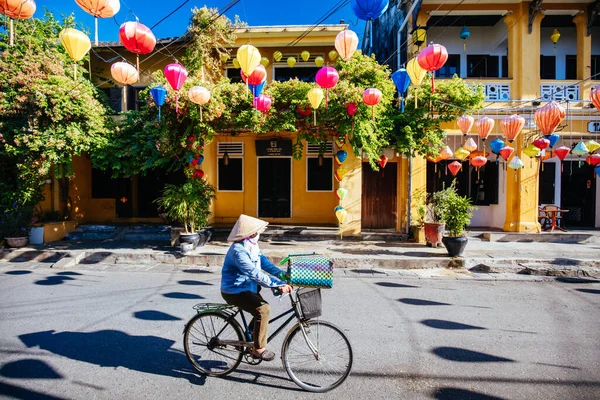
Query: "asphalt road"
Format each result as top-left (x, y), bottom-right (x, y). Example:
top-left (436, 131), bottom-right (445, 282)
top-left (0, 264), bottom-right (599, 400)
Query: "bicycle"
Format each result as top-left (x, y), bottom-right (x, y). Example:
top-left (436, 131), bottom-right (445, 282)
top-left (183, 287), bottom-right (353, 393)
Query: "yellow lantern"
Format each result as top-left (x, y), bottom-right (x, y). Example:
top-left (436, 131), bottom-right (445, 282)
top-left (335, 208), bottom-right (347, 224)
top-left (315, 56), bottom-right (324, 67)
top-left (412, 27), bottom-right (427, 48)
top-left (454, 147), bottom-right (471, 161)
top-left (307, 88), bottom-right (324, 125)
top-left (219, 53), bottom-right (229, 63)
top-left (335, 29), bottom-right (359, 62)
top-left (260, 56), bottom-right (270, 67)
top-left (236, 44), bottom-right (261, 77)
top-left (550, 28), bottom-right (560, 55)
top-left (287, 57), bottom-right (296, 68)
top-left (585, 139), bottom-right (600, 153)
top-left (301, 50), bottom-right (310, 62)
top-left (524, 144), bottom-right (541, 158)
top-left (188, 86), bottom-right (211, 122)
top-left (406, 57), bottom-right (427, 108)
top-left (59, 28), bottom-right (91, 79)
top-left (273, 50), bottom-right (282, 62)
top-left (328, 50), bottom-right (338, 61)
top-left (232, 58), bottom-right (240, 69)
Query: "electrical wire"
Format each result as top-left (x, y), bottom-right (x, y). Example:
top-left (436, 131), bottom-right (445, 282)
top-left (287, 0), bottom-right (349, 47)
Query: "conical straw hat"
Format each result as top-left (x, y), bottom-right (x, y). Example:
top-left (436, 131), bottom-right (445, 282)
top-left (227, 214), bottom-right (269, 241)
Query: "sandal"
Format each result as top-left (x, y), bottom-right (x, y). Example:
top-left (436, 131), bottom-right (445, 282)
top-left (251, 349), bottom-right (276, 361)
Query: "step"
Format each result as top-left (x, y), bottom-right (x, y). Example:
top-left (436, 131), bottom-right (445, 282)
top-left (482, 232), bottom-right (600, 244)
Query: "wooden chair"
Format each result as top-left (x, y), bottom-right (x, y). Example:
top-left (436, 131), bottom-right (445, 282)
top-left (538, 206), bottom-right (550, 230)
top-left (542, 205), bottom-right (565, 230)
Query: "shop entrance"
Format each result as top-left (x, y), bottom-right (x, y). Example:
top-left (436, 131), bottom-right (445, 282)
top-left (561, 161), bottom-right (596, 227)
top-left (361, 162), bottom-right (397, 229)
top-left (258, 158), bottom-right (291, 218)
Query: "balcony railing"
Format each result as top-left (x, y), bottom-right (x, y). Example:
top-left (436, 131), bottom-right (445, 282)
top-left (540, 80), bottom-right (580, 101)
top-left (437, 78), bottom-right (512, 102)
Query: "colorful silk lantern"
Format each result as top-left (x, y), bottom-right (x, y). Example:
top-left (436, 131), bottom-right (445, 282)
top-left (297, 105), bottom-right (311, 117)
top-left (273, 51), bottom-right (283, 62)
top-left (457, 115), bottom-right (474, 136)
top-left (590, 86), bottom-right (600, 110)
top-left (219, 53), bottom-right (229, 64)
top-left (571, 141), bottom-right (590, 157)
top-left (287, 57), bottom-right (296, 68)
top-left (524, 144), bottom-right (541, 158)
top-left (417, 42), bottom-right (448, 92)
top-left (335, 150), bottom-right (348, 165)
top-left (490, 138), bottom-right (504, 163)
top-left (586, 139), bottom-right (600, 153)
top-left (1, 0), bottom-right (36, 45)
top-left (499, 146), bottom-right (514, 161)
top-left (406, 57), bottom-right (427, 108)
top-left (379, 154), bottom-right (389, 177)
top-left (347, 102), bottom-right (358, 130)
top-left (500, 114), bottom-right (525, 143)
top-left (550, 28), bottom-right (560, 55)
top-left (119, 21), bottom-right (156, 72)
top-left (448, 161), bottom-right (462, 176)
top-left (476, 117), bottom-right (495, 142)
top-left (554, 146), bottom-right (570, 161)
top-left (335, 166), bottom-right (348, 182)
top-left (111, 61), bottom-right (138, 85)
top-left (254, 94), bottom-right (272, 114)
top-left (469, 150), bottom-right (490, 159)
top-left (439, 146), bottom-right (453, 161)
top-left (533, 137), bottom-right (550, 151)
top-left (335, 207), bottom-right (347, 230)
top-left (59, 28), bottom-right (91, 79)
top-left (329, 50), bottom-right (338, 61)
top-left (545, 133), bottom-right (560, 149)
top-left (193, 169), bottom-right (205, 180)
top-left (391, 69), bottom-right (411, 112)
top-left (307, 88), bottom-right (324, 125)
top-left (412, 27), bottom-right (426, 48)
top-left (508, 156), bottom-right (525, 182)
top-left (315, 56), bottom-right (324, 67)
top-left (260, 57), bottom-right (269, 67)
top-left (459, 26), bottom-right (470, 51)
top-left (188, 86), bottom-right (210, 122)
top-left (232, 58), bottom-right (240, 69)
top-left (454, 147), bottom-right (471, 161)
top-left (149, 86), bottom-right (167, 121)
top-left (470, 156), bottom-right (487, 179)
top-left (336, 188), bottom-right (348, 201)
top-left (586, 154), bottom-right (600, 166)
top-left (241, 64), bottom-right (267, 86)
top-left (237, 44), bottom-right (261, 77)
top-left (249, 81), bottom-right (266, 102)
top-left (315, 66), bottom-right (339, 107)
top-left (75, 0), bottom-right (120, 45)
top-left (464, 138), bottom-right (477, 152)
top-left (301, 50), bottom-right (310, 62)
top-left (335, 29), bottom-right (359, 61)
top-left (350, 0), bottom-right (389, 48)
top-left (535, 101), bottom-right (565, 135)
top-left (363, 88), bottom-right (382, 120)
top-left (335, 136), bottom-right (345, 149)
top-left (164, 63), bottom-right (188, 113)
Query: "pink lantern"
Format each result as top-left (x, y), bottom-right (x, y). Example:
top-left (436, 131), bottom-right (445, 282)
top-left (363, 88), bottom-right (382, 120)
top-left (254, 94), bottom-right (272, 113)
top-left (347, 103), bottom-right (358, 130)
top-left (417, 42), bottom-right (448, 92)
top-left (315, 67), bottom-right (339, 107)
top-left (164, 63), bottom-right (188, 113)
top-left (448, 161), bottom-right (462, 176)
top-left (533, 137), bottom-right (550, 151)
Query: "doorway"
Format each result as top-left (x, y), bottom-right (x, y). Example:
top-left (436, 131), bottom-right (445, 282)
top-left (258, 158), bottom-right (291, 218)
top-left (560, 161), bottom-right (596, 227)
top-left (362, 162), bottom-right (397, 229)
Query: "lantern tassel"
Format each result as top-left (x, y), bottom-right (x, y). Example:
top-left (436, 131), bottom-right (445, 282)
top-left (200, 105), bottom-right (203, 122)
top-left (326, 89), bottom-right (329, 107)
top-left (464, 41), bottom-right (466, 52)
top-left (431, 71), bottom-right (435, 93)
top-left (371, 106), bottom-right (374, 120)
top-left (136, 55), bottom-right (140, 74)
top-left (401, 97), bottom-right (405, 112)
top-left (74, 64), bottom-right (76, 80)
top-left (95, 17), bottom-right (99, 46)
top-left (176, 93), bottom-right (179, 114)
top-left (9, 18), bottom-right (14, 46)
top-left (314, 110), bottom-right (317, 126)
top-left (158, 106), bottom-right (161, 122)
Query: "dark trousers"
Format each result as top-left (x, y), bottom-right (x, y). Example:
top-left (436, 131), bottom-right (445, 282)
top-left (221, 290), bottom-right (270, 349)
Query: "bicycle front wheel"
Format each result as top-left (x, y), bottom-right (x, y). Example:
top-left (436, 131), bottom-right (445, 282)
top-left (282, 320), bottom-right (353, 393)
top-left (183, 312), bottom-right (244, 376)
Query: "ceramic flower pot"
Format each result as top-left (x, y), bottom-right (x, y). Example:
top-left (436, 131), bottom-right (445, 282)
top-left (179, 232), bottom-right (200, 244)
top-left (424, 222), bottom-right (445, 248)
top-left (5, 237), bottom-right (29, 248)
top-left (442, 236), bottom-right (468, 257)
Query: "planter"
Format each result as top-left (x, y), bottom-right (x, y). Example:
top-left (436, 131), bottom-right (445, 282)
top-left (179, 232), bottom-right (200, 244)
top-left (410, 225), bottom-right (425, 244)
top-left (29, 227), bottom-right (45, 245)
top-left (5, 237), bottom-right (29, 248)
top-left (197, 228), bottom-right (213, 247)
top-left (442, 236), bottom-right (468, 257)
top-left (424, 222), bottom-right (445, 248)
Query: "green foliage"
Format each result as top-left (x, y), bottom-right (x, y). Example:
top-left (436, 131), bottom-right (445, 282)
top-left (154, 179), bottom-right (216, 233)
top-left (429, 181), bottom-right (476, 236)
top-left (1, 203), bottom-right (33, 238)
top-left (412, 188), bottom-right (426, 227)
top-left (0, 11), bottom-right (112, 209)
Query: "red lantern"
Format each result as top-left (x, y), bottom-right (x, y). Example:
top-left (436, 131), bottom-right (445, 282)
top-left (119, 21), bottom-right (156, 71)
top-left (587, 153), bottom-right (600, 166)
top-left (297, 105), bottom-right (311, 117)
top-left (500, 114), bottom-right (525, 143)
top-left (417, 42), bottom-right (448, 92)
top-left (379, 155), bottom-right (388, 177)
top-left (476, 117), bottom-right (494, 142)
top-left (347, 103), bottom-right (357, 116)
top-left (499, 146), bottom-right (514, 161)
top-left (533, 137), bottom-right (550, 150)
top-left (193, 169), bottom-right (205, 180)
top-left (254, 94), bottom-right (272, 113)
top-left (470, 155), bottom-right (487, 168)
top-left (457, 115), bottom-right (474, 136)
top-left (448, 160), bottom-right (462, 176)
top-left (241, 64), bottom-right (267, 86)
top-left (591, 86), bottom-right (600, 110)
top-left (554, 146), bottom-right (570, 161)
top-left (315, 66), bottom-right (339, 107)
top-left (363, 88), bottom-right (382, 120)
top-left (535, 101), bottom-right (565, 135)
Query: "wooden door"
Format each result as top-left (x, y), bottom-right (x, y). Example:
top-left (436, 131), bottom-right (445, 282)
top-left (258, 158), bottom-right (291, 218)
top-left (561, 161), bottom-right (596, 227)
top-left (362, 162), bottom-right (397, 229)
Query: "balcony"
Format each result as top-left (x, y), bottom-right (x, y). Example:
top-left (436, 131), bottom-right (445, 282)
top-left (438, 78), bottom-right (512, 102)
top-left (540, 80), bottom-right (580, 101)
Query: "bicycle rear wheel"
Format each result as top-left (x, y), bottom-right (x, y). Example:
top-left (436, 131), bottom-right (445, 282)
top-left (282, 320), bottom-right (353, 392)
top-left (184, 312), bottom-right (244, 376)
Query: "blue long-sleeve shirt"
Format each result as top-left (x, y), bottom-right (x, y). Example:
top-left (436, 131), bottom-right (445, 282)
top-left (221, 242), bottom-right (286, 294)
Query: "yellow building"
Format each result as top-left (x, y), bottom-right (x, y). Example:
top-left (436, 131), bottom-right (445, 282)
top-left (371, 0), bottom-right (600, 231)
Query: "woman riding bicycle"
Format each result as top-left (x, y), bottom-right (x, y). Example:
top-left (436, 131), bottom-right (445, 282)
top-left (221, 214), bottom-right (292, 361)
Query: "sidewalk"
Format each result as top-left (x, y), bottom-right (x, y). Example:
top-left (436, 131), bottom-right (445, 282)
top-left (1, 231), bottom-right (599, 279)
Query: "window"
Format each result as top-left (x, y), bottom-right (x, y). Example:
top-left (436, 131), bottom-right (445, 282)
top-left (100, 87), bottom-right (122, 113)
top-left (127, 86), bottom-right (146, 112)
top-left (307, 157), bottom-right (333, 191)
top-left (225, 68), bottom-right (243, 83)
top-left (218, 158), bottom-right (243, 191)
top-left (467, 55), bottom-right (499, 78)
top-left (469, 163), bottom-right (499, 206)
top-left (274, 67), bottom-right (319, 82)
top-left (436, 54), bottom-right (460, 78)
top-left (592, 55), bottom-right (600, 80)
top-left (540, 55), bottom-right (556, 79)
top-left (565, 55), bottom-right (577, 80)
top-left (501, 56), bottom-right (508, 78)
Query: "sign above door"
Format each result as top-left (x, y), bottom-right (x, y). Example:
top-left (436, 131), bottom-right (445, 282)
top-left (256, 139), bottom-right (292, 156)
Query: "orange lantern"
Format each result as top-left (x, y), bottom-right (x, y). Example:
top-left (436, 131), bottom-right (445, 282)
top-left (111, 61), bottom-right (138, 85)
top-left (439, 146), bottom-right (453, 160)
top-left (1, 0), bottom-right (36, 46)
top-left (591, 86), bottom-right (600, 110)
top-left (75, 0), bottom-right (121, 45)
top-left (500, 114), bottom-right (525, 143)
top-left (457, 114), bottom-right (474, 136)
top-left (534, 101), bottom-right (565, 135)
top-left (468, 150), bottom-right (490, 159)
top-left (334, 29), bottom-right (359, 62)
top-left (476, 117), bottom-right (494, 142)
top-left (470, 155), bottom-right (487, 178)
top-left (448, 161), bottom-right (462, 176)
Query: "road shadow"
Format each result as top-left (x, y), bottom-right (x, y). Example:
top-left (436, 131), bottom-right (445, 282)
top-left (182, 269), bottom-right (212, 274)
top-left (178, 280), bottom-right (212, 286)
top-left (18, 330), bottom-right (204, 384)
top-left (133, 310), bottom-right (182, 321)
top-left (5, 270), bottom-right (32, 275)
top-left (575, 288), bottom-right (600, 294)
top-left (8, 251), bottom-right (65, 263)
top-left (555, 277), bottom-right (599, 284)
top-left (34, 275), bottom-right (76, 286)
top-left (433, 387), bottom-right (505, 400)
top-left (399, 298), bottom-right (451, 306)
top-left (0, 381), bottom-right (68, 400)
top-left (55, 271), bottom-right (82, 276)
top-left (432, 347), bottom-right (514, 363)
top-left (421, 319), bottom-right (487, 330)
top-left (79, 252), bottom-right (112, 264)
top-left (375, 282), bottom-right (419, 288)
top-left (0, 359), bottom-right (62, 379)
top-left (350, 269), bottom-right (387, 275)
top-left (224, 368), bottom-right (303, 392)
top-left (163, 292), bottom-right (204, 299)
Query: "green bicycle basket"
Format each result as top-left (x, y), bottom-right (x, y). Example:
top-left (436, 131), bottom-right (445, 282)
top-left (285, 254), bottom-right (333, 289)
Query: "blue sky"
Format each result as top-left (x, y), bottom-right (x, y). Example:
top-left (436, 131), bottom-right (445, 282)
top-left (39, 1), bottom-right (365, 42)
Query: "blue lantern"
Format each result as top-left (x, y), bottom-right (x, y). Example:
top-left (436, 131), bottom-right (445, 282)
top-left (249, 81), bottom-right (265, 99)
top-left (150, 86), bottom-right (167, 122)
top-left (350, 0), bottom-right (389, 49)
top-left (596, 165), bottom-right (600, 177)
top-left (391, 68), bottom-right (411, 112)
top-left (459, 26), bottom-right (470, 51)
top-left (336, 150), bottom-right (348, 165)
top-left (544, 133), bottom-right (560, 148)
top-left (490, 138), bottom-right (505, 164)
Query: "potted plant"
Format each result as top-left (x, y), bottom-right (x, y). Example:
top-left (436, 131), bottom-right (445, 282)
top-left (410, 189), bottom-right (426, 244)
top-left (439, 184), bottom-right (476, 257)
top-left (154, 179), bottom-right (216, 245)
top-left (1, 204), bottom-right (33, 248)
top-left (424, 189), bottom-right (450, 248)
